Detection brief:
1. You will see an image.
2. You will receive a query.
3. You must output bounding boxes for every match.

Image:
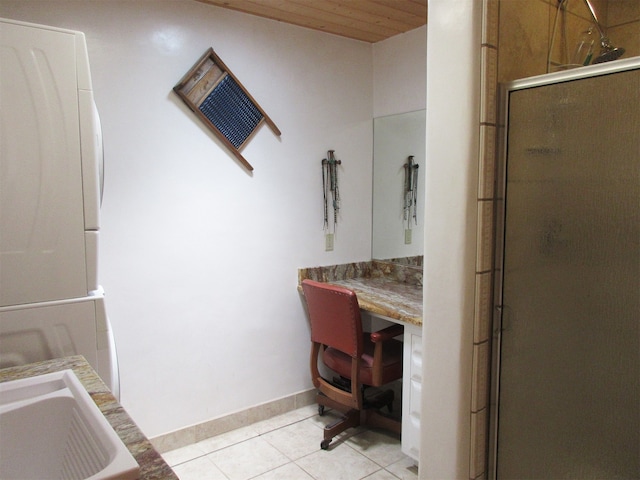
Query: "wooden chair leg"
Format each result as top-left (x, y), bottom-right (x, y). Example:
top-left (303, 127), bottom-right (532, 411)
top-left (321, 409), bottom-right (360, 449)
top-left (317, 391), bottom-right (351, 414)
top-left (315, 384), bottom-right (401, 449)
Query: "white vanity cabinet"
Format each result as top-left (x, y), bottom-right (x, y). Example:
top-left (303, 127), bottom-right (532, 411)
top-left (401, 322), bottom-right (422, 461)
top-left (368, 312), bottom-right (422, 462)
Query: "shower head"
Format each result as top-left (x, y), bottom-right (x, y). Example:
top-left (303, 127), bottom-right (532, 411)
top-left (583, 0), bottom-right (626, 64)
top-left (592, 39), bottom-right (626, 64)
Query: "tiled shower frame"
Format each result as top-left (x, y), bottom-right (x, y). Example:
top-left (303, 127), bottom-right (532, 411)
top-left (470, 1), bottom-right (500, 478)
top-left (471, 1), bottom-right (639, 477)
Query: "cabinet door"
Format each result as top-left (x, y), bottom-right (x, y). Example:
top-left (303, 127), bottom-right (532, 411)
top-left (1, 21), bottom-right (87, 306)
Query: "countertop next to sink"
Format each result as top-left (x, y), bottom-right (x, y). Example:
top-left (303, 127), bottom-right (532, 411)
top-left (0, 355), bottom-right (177, 480)
top-left (298, 259), bottom-right (423, 326)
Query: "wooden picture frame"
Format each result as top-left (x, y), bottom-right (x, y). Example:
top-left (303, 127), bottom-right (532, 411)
top-left (173, 48), bottom-right (281, 171)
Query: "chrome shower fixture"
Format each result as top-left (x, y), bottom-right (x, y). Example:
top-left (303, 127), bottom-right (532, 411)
top-left (583, 0), bottom-right (625, 63)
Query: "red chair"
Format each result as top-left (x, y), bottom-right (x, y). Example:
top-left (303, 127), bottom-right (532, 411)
top-left (301, 279), bottom-right (404, 449)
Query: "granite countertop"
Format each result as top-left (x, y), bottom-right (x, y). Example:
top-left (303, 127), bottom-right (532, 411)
top-left (298, 259), bottom-right (423, 326)
top-left (330, 276), bottom-right (422, 325)
top-left (0, 355), bottom-right (177, 480)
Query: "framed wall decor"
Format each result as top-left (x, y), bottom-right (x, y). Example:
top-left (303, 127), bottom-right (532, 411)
top-left (173, 48), bottom-right (281, 171)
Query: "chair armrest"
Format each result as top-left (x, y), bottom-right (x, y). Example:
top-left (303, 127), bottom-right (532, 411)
top-left (370, 324), bottom-right (404, 343)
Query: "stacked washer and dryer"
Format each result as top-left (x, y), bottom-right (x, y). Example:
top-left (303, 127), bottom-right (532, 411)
top-left (0, 18), bottom-right (120, 397)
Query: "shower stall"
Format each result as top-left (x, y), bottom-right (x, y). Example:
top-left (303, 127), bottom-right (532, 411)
top-left (490, 57), bottom-right (640, 478)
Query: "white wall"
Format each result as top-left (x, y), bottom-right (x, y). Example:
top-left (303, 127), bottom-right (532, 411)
top-left (0, 0), bottom-right (374, 438)
top-left (421, 1), bottom-right (481, 478)
top-left (372, 26), bottom-right (427, 260)
top-left (373, 26), bottom-right (427, 118)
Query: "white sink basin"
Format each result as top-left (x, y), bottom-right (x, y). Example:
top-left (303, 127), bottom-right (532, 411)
top-left (0, 369), bottom-right (139, 479)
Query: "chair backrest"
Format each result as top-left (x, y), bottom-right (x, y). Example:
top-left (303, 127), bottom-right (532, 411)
top-left (301, 279), bottom-right (363, 358)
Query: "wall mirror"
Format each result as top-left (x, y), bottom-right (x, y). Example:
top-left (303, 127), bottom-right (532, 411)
top-left (372, 109), bottom-right (426, 261)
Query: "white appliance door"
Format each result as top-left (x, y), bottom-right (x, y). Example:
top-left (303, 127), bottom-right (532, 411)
top-left (0, 20), bottom-right (88, 306)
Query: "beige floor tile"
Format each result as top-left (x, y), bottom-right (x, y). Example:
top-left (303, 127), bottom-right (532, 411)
top-left (262, 417), bottom-right (325, 460)
top-left (196, 424), bottom-right (259, 454)
top-left (296, 403), bottom-right (321, 417)
top-left (308, 408), bottom-right (366, 442)
top-left (167, 403), bottom-right (411, 480)
top-left (161, 443), bottom-right (206, 467)
top-left (346, 429), bottom-right (404, 467)
top-left (252, 462), bottom-right (315, 479)
top-left (362, 469), bottom-right (401, 480)
top-left (252, 405), bottom-right (317, 435)
top-left (306, 407), bottom-right (341, 428)
top-left (295, 444), bottom-right (382, 480)
top-left (171, 456), bottom-right (228, 480)
top-left (385, 456), bottom-right (419, 480)
top-left (207, 436), bottom-right (290, 480)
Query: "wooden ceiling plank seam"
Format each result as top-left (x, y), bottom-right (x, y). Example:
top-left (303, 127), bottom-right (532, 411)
top-left (287, 0), bottom-right (418, 33)
top-left (244, 0), bottom-right (405, 36)
top-left (195, 0), bottom-right (427, 42)
top-left (365, 0), bottom-right (427, 20)
top-left (197, 0), bottom-right (386, 42)
top-left (324, 0), bottom-right (425, 27)
top-left (250, 0), bottom-right (395, 39)
top-left (369, 0), bottom-right (427, 19)
top-left (198, 0), bottom-right (422, 34)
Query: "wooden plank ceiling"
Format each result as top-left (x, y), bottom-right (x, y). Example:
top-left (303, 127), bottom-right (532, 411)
top-left (196, 0), bottom-right (427, 43)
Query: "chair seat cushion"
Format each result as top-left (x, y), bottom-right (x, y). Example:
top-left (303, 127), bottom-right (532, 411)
top-left (323, 335), bottom-right (403, 386)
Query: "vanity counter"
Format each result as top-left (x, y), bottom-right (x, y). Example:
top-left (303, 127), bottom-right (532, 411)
top-left (298, 259), bottom-right (423, 326)
top-left (0, 355), bottom-right (177, 480)
top-left (330, 277), bottom-right (422, 326)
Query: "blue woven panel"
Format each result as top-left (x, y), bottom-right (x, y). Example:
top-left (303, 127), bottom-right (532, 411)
top-left (199, 75), bottom-right (263, 149)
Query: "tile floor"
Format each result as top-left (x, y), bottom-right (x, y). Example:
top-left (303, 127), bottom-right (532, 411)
top-left (162, 404), bottom-right (419, 480)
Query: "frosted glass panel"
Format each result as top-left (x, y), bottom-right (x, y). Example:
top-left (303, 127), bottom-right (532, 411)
top-left (496, 68), bottom-right (639, 478)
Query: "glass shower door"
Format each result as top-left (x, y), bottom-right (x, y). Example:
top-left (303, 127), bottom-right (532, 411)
top-left (494, 64), bottom-right (639, 478)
